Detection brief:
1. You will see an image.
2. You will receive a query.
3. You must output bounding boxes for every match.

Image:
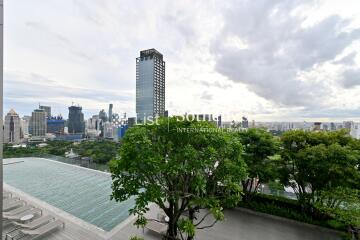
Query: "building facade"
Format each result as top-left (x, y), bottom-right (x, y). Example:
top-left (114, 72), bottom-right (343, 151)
top-left (68, 106), bottom-right (85, 134)
top-left (4, 109), bottom-right (21, 144)
top-left (47, 116), bottom-right (65, 135)
top-left (39, 105), bottom-right (51, 118)
top-left (20, 115), bottom-right (31, 138)
top-left (108, 103), bottom-right (113, 123)
top-left (136, 48), bottom-right (165, 123)
top-left (29, 109), bottom-right (47, 137)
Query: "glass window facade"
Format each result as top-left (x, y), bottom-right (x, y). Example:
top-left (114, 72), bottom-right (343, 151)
top-left (136, 49), bottom-right (165, 122)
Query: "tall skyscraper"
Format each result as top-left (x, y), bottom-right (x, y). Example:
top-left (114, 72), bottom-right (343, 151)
top-left (29, 109), bottom-right (47, 137)
top-left (108, 103), bottom-right (113, 123)
top-left (242, 117), bottom-right (249, 128)
top-left (39, 105), bottom-right (51, 118)
top-left (68, 105), bottom-right (85, 134)
top-left (4, 109), bottom-right (21, 144)
top-left (136, 48), bottom-right (165, 122)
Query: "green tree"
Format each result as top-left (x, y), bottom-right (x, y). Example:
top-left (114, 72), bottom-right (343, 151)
top-left (315, 188), bottom-right (360, 238)
top-left (110, 117), bottom-right (246, 240)
top-left (238, 128), bottom-right (279, 200)
top-left (280, 130), bottom-right (359, 208)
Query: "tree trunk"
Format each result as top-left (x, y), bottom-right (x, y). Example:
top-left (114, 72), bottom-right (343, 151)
top-left (186, 208), bottom-right (196, 240)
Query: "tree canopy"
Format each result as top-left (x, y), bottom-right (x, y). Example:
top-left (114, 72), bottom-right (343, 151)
top-left (237, 128), bottom-right (279, 200)
top-left (280, 130), bottom-right (360, 208)
top-left (110, 117), bottom-right (246, 240)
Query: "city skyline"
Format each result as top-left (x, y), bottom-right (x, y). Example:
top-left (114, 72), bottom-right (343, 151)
top-left (4, 0), bottom-right (360, 121)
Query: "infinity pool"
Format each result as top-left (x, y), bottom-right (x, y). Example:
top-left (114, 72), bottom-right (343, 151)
top-left (3, 157), bottom-right (134, 231)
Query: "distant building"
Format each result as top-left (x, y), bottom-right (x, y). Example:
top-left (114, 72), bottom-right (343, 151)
top-left (108, 104), bottom-right (113, 123)
top-left (330, 122), bottom-right (336, 131)
top-left (47, 116), bottom-right (65, 135)
top-left (4, 109), bottom-right (21, 144)
top-left (20, 115), bottom-right (31, 139)
top-left (313, 122), bottom-right (322, 131)
top-left (103, 122), bottom-right (115, 139)
top-left (136, 48), bottom-right (165, 123)
top-left (127, 117), bottom-right (136, 127)
top-left (242, 117), bottom-right (249, 128)
top-left (99, 109), bottom-right (108, 122)
top-left (350, 124), bottom-right (360, 139)
top-left (343, 121), bottom-right (353, 130)
top-left (68, 106), bottom-right (85, 134)
top-left (39, 105), bottom-right (51, 118)
top-left (216, 115), bottom-right (222, 127)
top-left (87, 115), bottom-right (102, 131)
top-left (29, 109), bottom-right (47, 137)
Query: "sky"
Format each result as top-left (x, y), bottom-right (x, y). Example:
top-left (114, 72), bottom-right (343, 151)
top-left (4, 0), bottom-right (360, 122)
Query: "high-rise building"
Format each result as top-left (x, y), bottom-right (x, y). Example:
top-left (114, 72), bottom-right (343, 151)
top-left (20, 115), bottom-right (31, 138)
top-left (4, 109), bottom-right (21, 144)
top-left (68, 105), bottom-right (85, 134)
top-left (330, 122), bottom-right (336, 131)
top-left (136, 48), bottom-right (165, 122)
top-left (313, 122), bottom-right (322, 131)
top-left (39, 105), bottom-right (51, 118)
top-left (343, 121), bottom-right (353, 130)
top-left (242, 117), bottom-right (249, 128)
top-left (47, 116), bottom-right (65, 135)
top-left (99, 109), bottom-right (108, 122)
top-left (29, 109), bottom-right (47, 137)
top-left (108, 104), bottom-right (113, 123)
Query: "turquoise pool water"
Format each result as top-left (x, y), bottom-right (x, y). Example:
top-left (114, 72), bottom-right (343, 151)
top-left (3, 157), bottom-right (134, 231)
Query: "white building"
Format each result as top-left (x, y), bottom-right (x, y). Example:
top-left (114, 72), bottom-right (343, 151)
top-left (350, 124), bottom-right (360, 139)
top-left (4, 109), bottom-right (21, 144)
top-left (20, 115), bottom-right (31, 139)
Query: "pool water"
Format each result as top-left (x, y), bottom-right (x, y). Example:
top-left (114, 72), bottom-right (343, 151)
top-left (3, 157), bottom-right (134, 231)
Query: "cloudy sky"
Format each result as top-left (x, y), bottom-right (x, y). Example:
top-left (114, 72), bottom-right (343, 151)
top-left (4, 0), bottom-right (360, 121)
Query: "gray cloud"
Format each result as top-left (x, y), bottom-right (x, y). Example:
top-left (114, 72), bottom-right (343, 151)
top-left (198, 80), bottom-right (232, 89)
top-left (26, 21), bottom-right (94, 61)
top-left (200, 91), bottom-right (213, 101)
top-left (211, 0), bottom-right (360, 107)
top-left (334, 52), bottom-right (357, 65)
top-left (342, 68), bottom-right (360, 88)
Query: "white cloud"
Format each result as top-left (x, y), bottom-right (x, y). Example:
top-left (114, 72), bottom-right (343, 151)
top-left (5, 0), bottom-right (360, 121)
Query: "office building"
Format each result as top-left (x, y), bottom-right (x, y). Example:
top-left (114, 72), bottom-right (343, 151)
top-left (39, 105), bottom-right (51, 118)
top-left (99, 109), bottom-right (107, 122)
top-left (29, 109), bottom-right (47, 137)
top-left (108, 104), bottom-right (113, 123)
top-left (136, 48), bottom-right (165, 122)
top-left (242, 117), bottom-right (249, 128)
top-left (47, 116), bottom-right (65, 135)
top-left (343, 121), bottom-right (353, 130)
top-left (68, 105), bottom-right (85, 134)
top-left (313, 122), bottom-right (322, 131)
top-left (4, 109), bottom-right (21, 143)
top-left (20, 115), bottom-right (31, 138)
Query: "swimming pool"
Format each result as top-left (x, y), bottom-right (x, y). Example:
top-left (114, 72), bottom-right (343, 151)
top-left (3, 157), bottom-right (134, 231)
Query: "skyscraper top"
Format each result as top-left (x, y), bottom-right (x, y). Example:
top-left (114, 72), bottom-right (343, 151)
top-left (139, 48), bottom-right (163, 61)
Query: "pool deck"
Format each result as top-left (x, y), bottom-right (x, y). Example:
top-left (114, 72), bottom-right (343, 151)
top-left (3, 184), bottom-right (342, 240)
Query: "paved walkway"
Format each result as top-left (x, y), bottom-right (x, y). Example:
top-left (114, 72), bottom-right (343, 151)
top-left (3, 187), bottom-right (342, 240)
top-left (117, 207), bottom-right (342, 240)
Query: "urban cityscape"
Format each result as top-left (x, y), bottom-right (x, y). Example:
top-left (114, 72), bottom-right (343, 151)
top-left (2, 1), bottom-right (360, 240)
